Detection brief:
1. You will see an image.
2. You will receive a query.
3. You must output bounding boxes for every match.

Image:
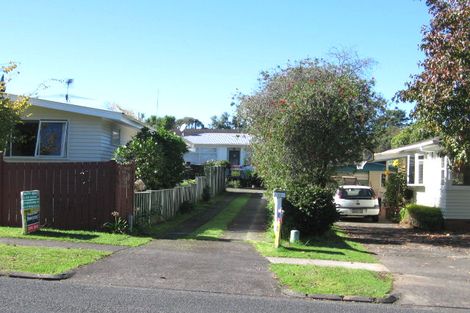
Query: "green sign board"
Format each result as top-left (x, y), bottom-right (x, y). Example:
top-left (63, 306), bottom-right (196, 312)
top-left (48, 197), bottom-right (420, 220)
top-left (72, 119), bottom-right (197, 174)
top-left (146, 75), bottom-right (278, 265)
top-left (20, 190), bottom-right (40, 234)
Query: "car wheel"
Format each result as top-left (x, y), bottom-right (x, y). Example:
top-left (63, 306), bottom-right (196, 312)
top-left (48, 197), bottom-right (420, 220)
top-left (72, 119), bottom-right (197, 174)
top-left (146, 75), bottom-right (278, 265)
top-left (371, 215), bottom-right (379, 222)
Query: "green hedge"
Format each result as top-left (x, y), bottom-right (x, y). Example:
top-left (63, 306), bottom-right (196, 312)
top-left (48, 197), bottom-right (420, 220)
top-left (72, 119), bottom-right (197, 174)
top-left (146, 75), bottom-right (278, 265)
top-left (400, 204), bottom-right (444, 231)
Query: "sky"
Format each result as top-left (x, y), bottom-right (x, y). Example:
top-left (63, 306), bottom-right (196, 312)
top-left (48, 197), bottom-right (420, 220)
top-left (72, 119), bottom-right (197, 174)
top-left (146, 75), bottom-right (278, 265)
top-left (1, 0), bottom-right (430, 125)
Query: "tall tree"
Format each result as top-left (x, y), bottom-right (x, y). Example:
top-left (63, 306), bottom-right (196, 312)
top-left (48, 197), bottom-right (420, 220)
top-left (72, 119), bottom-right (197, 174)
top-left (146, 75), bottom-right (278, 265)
top-left (0, 63), bottom-right (30, 150)
top-left (238, 57), bottom-right (386, 190)
top-left (209, 112), bottom-right (232, 129)
top-left (146, 115), bottom-right (176, 130)
top-left (397, 0), bottom-right (470, 167)
top-left (175, 117), bottom-right (205, 129)
top-left (373, 107), bottom-right (409, 152)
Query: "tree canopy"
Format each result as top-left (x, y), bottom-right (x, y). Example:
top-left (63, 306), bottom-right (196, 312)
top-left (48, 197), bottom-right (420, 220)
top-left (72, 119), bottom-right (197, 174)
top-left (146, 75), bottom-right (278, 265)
top-left (0, 63), bottom-right (30, 151)
top-left (146, 115), bottom-right (176, 130)
top-left (209, 111), bottom-right (246, 129)
top-left (397, 0), bottom-right (470, 167)
top-left (175, 117), bottom-right (205, 129)
top-left (238, 57), bottom-right (387, 190)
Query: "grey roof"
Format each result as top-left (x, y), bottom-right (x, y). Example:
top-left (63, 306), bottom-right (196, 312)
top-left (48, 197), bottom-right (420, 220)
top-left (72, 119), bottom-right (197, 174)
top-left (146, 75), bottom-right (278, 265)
top-left (175, 128), bottom-right (243, 136)
top-left (183, 132), bottom-right (252, 146)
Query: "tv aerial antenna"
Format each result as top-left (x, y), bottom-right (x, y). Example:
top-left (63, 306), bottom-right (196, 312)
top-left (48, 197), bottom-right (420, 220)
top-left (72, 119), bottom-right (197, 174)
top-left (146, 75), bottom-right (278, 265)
top-left (64, 78), bottom-right (74, 102)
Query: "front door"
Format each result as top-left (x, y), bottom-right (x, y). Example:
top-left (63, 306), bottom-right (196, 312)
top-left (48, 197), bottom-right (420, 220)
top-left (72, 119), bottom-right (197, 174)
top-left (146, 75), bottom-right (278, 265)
top-left (228, 149), bottom-right (241, 166)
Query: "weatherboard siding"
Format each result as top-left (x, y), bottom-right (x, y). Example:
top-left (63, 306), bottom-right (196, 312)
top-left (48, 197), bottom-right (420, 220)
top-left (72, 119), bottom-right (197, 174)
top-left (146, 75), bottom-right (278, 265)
top-left (444, 187), bottom-right (470, 219)
top-left (5, 106), bottom-right (136, 162)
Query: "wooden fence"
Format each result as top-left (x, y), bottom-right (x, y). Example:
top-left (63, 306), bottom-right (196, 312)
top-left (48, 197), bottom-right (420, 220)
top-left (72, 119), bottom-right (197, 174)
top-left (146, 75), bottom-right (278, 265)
top-left (134, 167), bottom-right (225, 225)
top-left (0, 153), bottom-right (135, 230)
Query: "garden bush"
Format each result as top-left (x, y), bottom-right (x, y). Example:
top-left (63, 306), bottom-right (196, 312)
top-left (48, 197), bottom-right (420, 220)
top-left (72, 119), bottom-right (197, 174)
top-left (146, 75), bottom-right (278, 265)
top-left (114, 127), bottom-right (188, 190)
top-left (282, 185), bottom-right (339, 237)
top-left (400, 204), bottom-right (443, 231)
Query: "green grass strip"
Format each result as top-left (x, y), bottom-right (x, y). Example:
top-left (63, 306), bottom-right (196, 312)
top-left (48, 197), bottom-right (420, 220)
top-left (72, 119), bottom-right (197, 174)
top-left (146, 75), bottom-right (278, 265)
top-left (253, 227), bottom-right (377, 263)
top-left (0, 244), bottom-right (110, 275)
top-left (271, 264), bottom-right (392, 298)
top-left (189, 195), bottom-right (250, 239)
top-left (138, 196), bottom-right (222, 238)
top-left (0, 227), bottom-right (151, 247)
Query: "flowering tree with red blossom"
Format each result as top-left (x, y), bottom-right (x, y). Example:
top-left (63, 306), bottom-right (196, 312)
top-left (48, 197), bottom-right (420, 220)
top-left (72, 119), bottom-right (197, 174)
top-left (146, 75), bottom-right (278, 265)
top-left (237, 56), bottom-right (386, 190)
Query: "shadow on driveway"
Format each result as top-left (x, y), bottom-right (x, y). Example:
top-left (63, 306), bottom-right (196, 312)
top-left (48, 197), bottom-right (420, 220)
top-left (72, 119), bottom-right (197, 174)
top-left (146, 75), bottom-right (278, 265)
top-left (338, 220), bottom-right (470, 309)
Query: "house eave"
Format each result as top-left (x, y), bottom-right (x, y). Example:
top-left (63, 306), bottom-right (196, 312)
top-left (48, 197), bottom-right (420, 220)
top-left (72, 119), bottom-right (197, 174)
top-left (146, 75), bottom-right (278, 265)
top-left (8, 94), bottom-right (147, 130)
top-left (374, 138), bottom-right (441, 162)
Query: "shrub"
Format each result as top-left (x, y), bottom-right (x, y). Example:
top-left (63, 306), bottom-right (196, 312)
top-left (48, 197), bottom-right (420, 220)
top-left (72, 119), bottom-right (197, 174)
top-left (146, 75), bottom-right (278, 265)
top-left (103, 211), bottom-right (128, 234)
top-left (227, 179), bottom-right (241, 188)
top-left (179, 179), bottom-right (196, 187)
top-left (400, 204), bottom-right (444, 231)
top-left (283, 185), bottom-right (339, 237)
top-left (204, 160), bottom-right (231, 168)
top-left (179, 200), bottom-right (194, 214)
top-left (384, 171), bottom-right (413, 222)
top-left (114, 127), bottom-right (188, 190)
top-left (202, 186), bottom-right (211, 202)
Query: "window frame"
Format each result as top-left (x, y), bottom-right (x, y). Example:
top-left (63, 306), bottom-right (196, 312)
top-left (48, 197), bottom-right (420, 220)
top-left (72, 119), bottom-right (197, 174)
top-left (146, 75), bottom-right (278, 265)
top-left (6, 119), bottom-right (68, 158)
top-left (111, 128), bottom-right (121, 146)
top-left (407, 153), bottom-right (425, 187)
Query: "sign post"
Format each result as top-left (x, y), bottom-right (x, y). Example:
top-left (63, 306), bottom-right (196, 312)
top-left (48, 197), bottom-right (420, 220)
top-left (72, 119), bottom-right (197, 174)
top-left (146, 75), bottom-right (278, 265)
top-left (20, 190), bottom-right (40, 234)
top-left (273, 189), bottom-right (286, 249)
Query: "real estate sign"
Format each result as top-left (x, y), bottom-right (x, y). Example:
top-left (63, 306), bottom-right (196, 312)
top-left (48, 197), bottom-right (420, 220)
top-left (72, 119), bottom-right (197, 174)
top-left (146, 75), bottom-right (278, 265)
top-left (20, 190), bottom-right (40, 234)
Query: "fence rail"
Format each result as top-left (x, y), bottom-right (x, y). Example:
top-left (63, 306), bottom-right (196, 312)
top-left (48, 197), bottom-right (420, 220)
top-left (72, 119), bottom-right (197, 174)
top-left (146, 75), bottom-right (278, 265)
top-left (134, 167), bottom-right (225, 225)
top-left (0, 153), bottom-right (135, 230)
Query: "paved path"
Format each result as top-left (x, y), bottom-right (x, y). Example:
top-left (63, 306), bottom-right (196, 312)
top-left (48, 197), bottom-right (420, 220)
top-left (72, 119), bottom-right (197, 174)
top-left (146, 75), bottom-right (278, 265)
top-left (222, 193), bottom-right (267, 241)
top-left (339, 220), bottom-right (470, 310)
top-left (160, 192), bottom-right (237, 239)
top-left (266, 257), bottom-right (390, 272)
top-left (68, 192), bottom-right (281, 297)
top-left (0, 237), bottom-right (124, 252)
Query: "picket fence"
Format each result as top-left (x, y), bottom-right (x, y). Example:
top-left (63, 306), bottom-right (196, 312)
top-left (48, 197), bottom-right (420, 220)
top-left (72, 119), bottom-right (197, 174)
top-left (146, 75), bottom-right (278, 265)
top-left (133, 166), bottom-right (225, 225)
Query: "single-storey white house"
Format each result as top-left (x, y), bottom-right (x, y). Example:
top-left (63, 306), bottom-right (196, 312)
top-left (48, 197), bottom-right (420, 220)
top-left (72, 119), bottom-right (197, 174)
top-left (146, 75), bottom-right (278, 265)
top-left (374, 138), bottom-right (470, 230)
top-left (179, 129), bottom-right (251, 166)
top-left (3, 95), bottom-right (145, 162)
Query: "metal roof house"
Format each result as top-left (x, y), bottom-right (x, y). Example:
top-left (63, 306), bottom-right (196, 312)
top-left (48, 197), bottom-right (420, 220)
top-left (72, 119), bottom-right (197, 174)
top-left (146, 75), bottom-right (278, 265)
top-left (374, 138), bottom-right (470, 231)
top-left (179, 129), bottom-right (251, 166)
top-left (3, 95), bottom-right (145, 162)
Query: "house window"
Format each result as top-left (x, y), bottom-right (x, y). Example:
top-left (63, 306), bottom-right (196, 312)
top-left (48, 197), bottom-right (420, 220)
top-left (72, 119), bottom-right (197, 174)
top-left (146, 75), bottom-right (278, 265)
top-left (111, 128), bottom-right (121, 146)
top-left (6, 120), bottom-right (67, 157)
top-left (197, 147), bottom-right (217, 163)
top-left (418, 155), bottom-right (424, 184)
top-left (407, 154), bottom-right (424, 185)
top-left (440, 157), bottom-right (446, 186)
top-left (408, 155), bottom-right (415, 184)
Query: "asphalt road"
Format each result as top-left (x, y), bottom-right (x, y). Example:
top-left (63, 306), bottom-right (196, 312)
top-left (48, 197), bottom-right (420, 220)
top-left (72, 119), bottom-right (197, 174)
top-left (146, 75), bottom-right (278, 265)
top-left (0, 277), bottom-right (465, 313)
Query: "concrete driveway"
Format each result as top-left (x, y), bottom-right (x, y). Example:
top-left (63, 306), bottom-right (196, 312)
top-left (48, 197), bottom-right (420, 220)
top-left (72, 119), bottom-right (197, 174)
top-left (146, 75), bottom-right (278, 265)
top-left (68, 192), bottom-right (280, 297)
top-left (339, 220), bottom-right (470, 310)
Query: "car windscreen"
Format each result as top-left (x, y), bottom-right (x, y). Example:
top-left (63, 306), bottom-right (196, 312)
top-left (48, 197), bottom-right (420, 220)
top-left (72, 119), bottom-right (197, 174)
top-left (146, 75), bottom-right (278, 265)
top-left (337, 188), bottom-right (375, 200)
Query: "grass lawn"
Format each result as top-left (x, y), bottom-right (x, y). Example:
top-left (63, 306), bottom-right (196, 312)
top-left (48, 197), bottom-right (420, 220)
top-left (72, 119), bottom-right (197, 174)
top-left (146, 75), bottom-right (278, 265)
top-left (189, 195), bottom-right (250, 239)
top-left (138, 198), bottom-right (220, 238)
top-left (271, 264), bottom-right (392, 298)
top-left (0, 227), bottom-right (151, 247)
top-left (253, 227), bottom-right (377, 263)
top-left (0, 244), bottom-right (110, 275)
